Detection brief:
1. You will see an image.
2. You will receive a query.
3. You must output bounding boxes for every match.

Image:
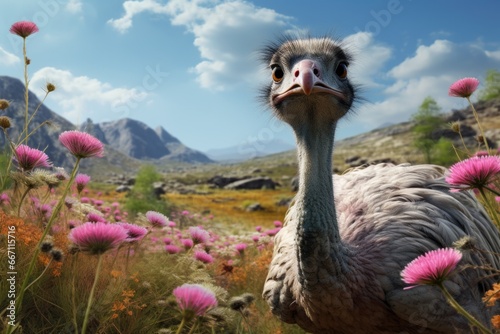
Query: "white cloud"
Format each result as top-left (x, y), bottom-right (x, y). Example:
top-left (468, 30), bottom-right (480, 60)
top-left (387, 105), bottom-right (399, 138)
top-left (343, 32), bottom-right (392, 88)
top-left (0, 47), bottom-right (20, 66)
top-left (356, 40), bottom-right (500, 127)
top-left (31, 67), bottom-right (148, 124)
top-left (65, 0), bottom-right (83, 14)
top-left (109, 0), bottom-right (293, 90)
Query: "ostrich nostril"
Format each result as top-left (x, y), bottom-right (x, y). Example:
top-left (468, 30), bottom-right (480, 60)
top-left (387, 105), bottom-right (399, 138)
top-left (313, 68), bottom-right (320, 77)
top-left (294, 70), bottom-right (300, 78)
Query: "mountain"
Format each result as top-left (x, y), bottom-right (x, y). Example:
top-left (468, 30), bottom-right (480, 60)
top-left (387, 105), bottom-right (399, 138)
top-left (205, 139), bottom-right (295, 162)
top-left (0, 76), bottom-right (209, 177)
top-left (80, 118), bottom-right (213, 163)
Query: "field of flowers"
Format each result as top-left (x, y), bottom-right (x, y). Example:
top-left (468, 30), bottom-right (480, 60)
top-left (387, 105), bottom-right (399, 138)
top-left (1, 20), bottom-right (500, 334)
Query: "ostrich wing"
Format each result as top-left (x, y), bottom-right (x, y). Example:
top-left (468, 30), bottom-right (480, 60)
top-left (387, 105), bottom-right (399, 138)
top-left (335, 163), bottom-right (500, 332)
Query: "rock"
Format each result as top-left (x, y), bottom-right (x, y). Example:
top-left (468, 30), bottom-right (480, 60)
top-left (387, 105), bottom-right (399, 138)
top-left (246, 202), bottom-right (264, 212)
top-left (276, 198), bottom-right (293, 207)
top-left (116, 185), bottom-right (132, 193)
top-left (153, 182), bottom-right (167, 199)
top-left (207, 175), bottom-right (250, 188)
top-left (225, 177), bottom-right (278, 190)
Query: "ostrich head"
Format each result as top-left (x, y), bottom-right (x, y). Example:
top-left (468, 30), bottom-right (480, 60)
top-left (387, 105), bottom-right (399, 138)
top-left (261, 36), bottom-right (357, 129)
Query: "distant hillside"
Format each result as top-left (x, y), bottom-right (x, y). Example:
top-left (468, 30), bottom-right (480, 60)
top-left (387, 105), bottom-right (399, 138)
top-left (244, 98), bottom-right (500, 172)
top-left (80, 118), bottom-right (213, 163)
top-left (205, 139), bottom-right (295, 162)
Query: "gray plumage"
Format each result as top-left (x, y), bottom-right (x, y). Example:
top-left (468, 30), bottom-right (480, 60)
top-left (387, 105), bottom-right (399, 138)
top-left (261, 36), bottom-right (500, 333)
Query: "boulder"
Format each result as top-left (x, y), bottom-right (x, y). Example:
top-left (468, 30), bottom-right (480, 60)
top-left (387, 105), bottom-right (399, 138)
top-left (225, 177), bottom-right (278, 190)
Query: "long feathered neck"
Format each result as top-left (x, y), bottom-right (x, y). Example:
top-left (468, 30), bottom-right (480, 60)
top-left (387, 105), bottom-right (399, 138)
top-left (293, 120), bottom-right (349, 289)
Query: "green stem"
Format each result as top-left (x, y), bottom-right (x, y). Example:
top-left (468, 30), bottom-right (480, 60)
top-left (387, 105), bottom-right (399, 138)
top-left (71, 253), bottom-right (80, 334)
top-left (16, 186), bottom-right (32, 217)
top-left (175, 315), bottom-right (187, 334)
top-left (479, 188), bottom-right (500, 228)
top-left (483, 185), bottom-right (500, 197)
top-left (438, 283), bottom-right (492, 333)
top-left (186, 319), bottom-right (198, 334)
top-left (21, 37), bottom-right (29, 146)
top-left (239, 311), bottom-right (253, 334)
top-left (10, 157), bottom-right (81, 320)
top-left (81, 254), bottom-right (104, 334)
top-left (23, 258), bottom-right (53, 292)
top-left (466, 97), bottom-right (490, 152)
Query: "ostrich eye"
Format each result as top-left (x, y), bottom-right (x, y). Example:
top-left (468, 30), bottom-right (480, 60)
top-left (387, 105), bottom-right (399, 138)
top-left (272, 66), bottom-right (284, 83)
top-left (335, 62), bottom-right (348, 79)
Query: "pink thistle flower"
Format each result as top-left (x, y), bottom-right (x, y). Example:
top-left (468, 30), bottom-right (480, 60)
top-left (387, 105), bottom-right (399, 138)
top-left (117, 222), bottom-right (148, 242)
top-left (473, 150), bottom-right (489, 157)
top-left (273, 220), bottom-right (283, 228)
top-left (401, 248), bottom-right (462, 289)
top-left (163, 237), bottom-right (173, 245)
top-left (445, 156), bottom-right (500, 191)
top-left (235, 243), bottom-right (248, 255)
top-left (168, 221), bottom-right (176, 228)
top-left (173, 284), bottom-right (217, 317)
top-left (14, 144), bottom-right (51, 171)
top-left (59, 130), bottom-right (104, 159)
top-left (145, 211), bottom-right (168, 227)
top-left (75, 173), bottom-right (91, 193)
top-left (181, 210), bottom-right (190, 216)
top-left (265, 227), bottom-right (281, 237)
top-left (194, 250), bottom-right (214, 264)
top-left (0, 193), bottom-right (10, 205)
top-left (80, 197), bottom-right (90, 204)
top-left (165, 244), bottom-right (182, 254)
top-left (251, 235), bottom-right (259, 243)
top-left (68, 222), bottom-right (127, 254)
top-left (181, 238), bottom-right (194, 250)
top-left (10, 21), bottom-right (39, 38)
top-left (255, 225), bottom-right (262, 232)
top-left (448, 77), bottom-right (480, 98)
top-left (189, 226), bottom-right (210, 245)
top-left (87, 212), bottom-right (107, 223)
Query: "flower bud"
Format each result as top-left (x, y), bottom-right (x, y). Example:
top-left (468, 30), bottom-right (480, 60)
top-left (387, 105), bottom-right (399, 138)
top-left (46, 82), bottom-right (56, 92)
top-left (0, 116), bottom-right (11, 129)
top-left (0, 99), bottom-right (10, 110)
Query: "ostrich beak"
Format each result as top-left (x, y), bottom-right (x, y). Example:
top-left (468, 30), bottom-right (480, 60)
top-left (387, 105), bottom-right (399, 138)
top-left (273, 59), bottom-right (346, 105)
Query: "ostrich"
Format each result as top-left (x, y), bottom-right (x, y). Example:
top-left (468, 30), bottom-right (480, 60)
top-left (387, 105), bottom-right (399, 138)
top-left (261, 36), bottom-right (500, 333)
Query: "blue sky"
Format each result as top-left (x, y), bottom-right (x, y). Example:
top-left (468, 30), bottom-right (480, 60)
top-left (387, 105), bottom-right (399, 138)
top-left (1, 0), bottom-right (499, 154)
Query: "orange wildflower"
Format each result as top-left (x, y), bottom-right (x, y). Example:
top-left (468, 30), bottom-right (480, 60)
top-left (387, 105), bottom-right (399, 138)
top-left (492, 315), bottom-right (500, 329)
top-left (483, 283), bottom-right (500, 307)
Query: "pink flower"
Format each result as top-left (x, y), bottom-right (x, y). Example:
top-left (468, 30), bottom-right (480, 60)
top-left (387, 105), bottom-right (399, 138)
top-left (273, 220), bottom-right (283, 228)
top-left (473, 150), bottom-right (489, 157)
top-left (0, 193), bottom-right (10, 205)
top-left (251, 235), bottom-right (259, 243)
top-left (10, 21), bottom-right (39, 38)
top-left (117, 222), bottom-right (148, 242)
top-left (68, 222), bottom-right (127, 254)
top-left (448, 77), bottom-right (480, 98)
top-left (235, 243), bottom-right (248, 255)
top-left (168, 221), bottom-right (176, 228)
top-left (165, 244), bottom-right (182, 254)
top-left (445, 156), bottom-right (500, 191)
top-left (173, 284), bottom-right (217, 316)
top-left (14, 144), bottom-right (51, 171)
top-left (59, 130), bottom-right (104, 159)
top-left (189, 226), bottom-right (210, 244)
top-left (75, 173), bottom-right (91, 193)
top-left (181, 238), bottom-right (194, 249)
top-left (401, 248), bottom-right (462, 289)
top-left (163, 237), bottom-right (173, 245)
top-left (145, 211), bottom-right (168, 227)
top-left (87, 212), bottom-right (107, 223)
top-left (194, 250), bottom-right (214, 264)
top-left (255, 226), bottom-right (262, 232)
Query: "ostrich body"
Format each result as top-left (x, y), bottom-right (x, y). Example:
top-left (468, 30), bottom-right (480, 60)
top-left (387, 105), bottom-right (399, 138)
top-left (262, 36), bottom-right (500, 333)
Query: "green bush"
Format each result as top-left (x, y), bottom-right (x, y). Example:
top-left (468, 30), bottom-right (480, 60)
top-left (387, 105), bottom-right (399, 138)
top-left (124, 165), bottom-right (170, 216)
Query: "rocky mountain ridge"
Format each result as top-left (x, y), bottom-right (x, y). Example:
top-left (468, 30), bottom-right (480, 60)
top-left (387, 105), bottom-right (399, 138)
top-left (0, 76), bottom-right (212, 171)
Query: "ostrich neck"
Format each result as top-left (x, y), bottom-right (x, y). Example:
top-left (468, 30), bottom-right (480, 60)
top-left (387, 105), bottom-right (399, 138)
top-left (294, 121), bottom-right (349, 289)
